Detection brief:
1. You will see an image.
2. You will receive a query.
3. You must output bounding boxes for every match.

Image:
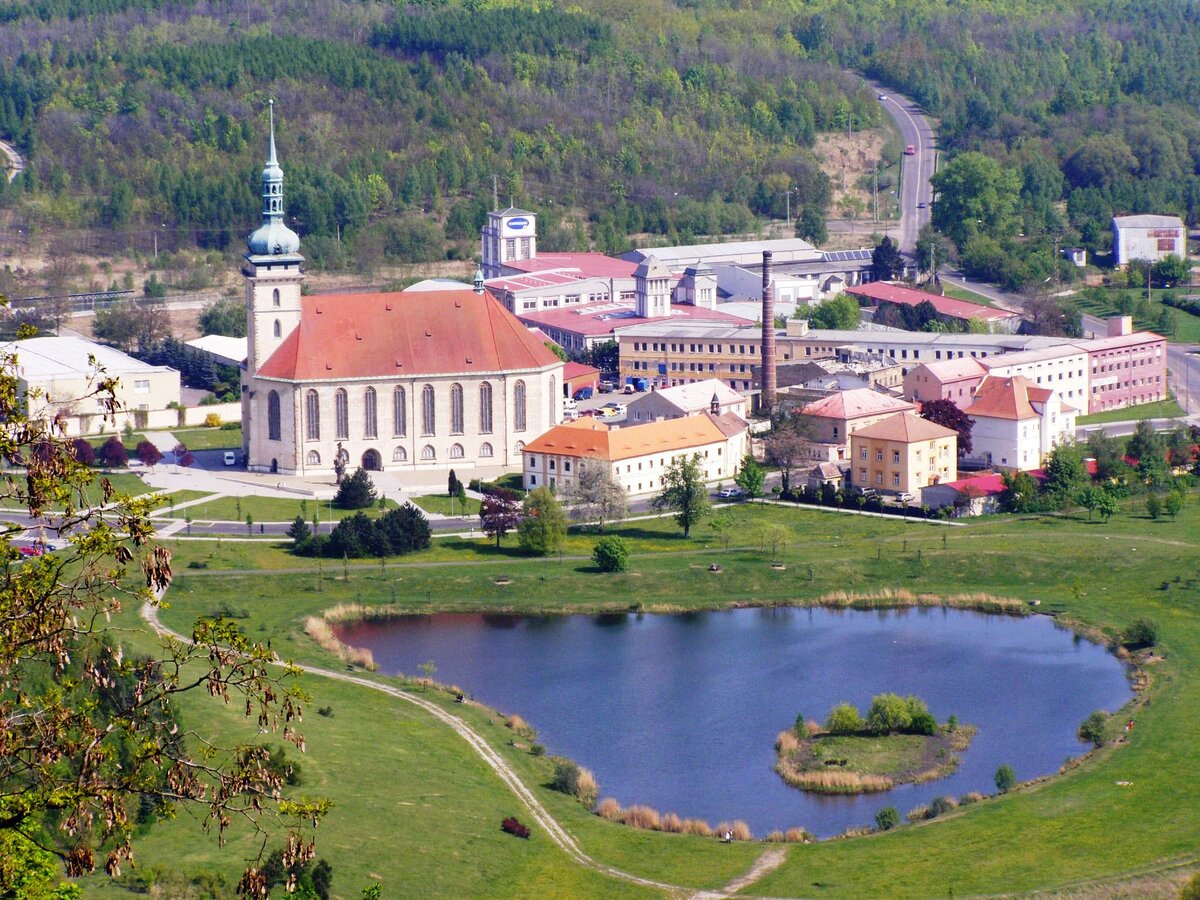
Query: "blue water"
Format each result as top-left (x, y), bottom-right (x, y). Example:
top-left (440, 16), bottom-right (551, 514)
top-left (335, 606), bottom-right (1132, 836)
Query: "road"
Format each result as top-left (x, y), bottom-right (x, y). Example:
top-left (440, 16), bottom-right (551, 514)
top-left (867, 78), bottom-right (936, 253)
top-left (0, 137), bottom-right (24, 183)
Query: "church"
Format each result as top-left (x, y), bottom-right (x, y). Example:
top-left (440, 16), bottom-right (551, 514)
top-left (240, 107), bottom-right (563, 476)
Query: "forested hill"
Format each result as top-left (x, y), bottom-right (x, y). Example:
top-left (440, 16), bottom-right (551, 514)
top-left (0, 0), bottom-right (880, 270)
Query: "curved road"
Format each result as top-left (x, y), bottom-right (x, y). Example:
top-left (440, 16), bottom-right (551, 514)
top-left (862, 77), bottom-right (937, 253)
top-left (0, 137), bottom-right (24, 183)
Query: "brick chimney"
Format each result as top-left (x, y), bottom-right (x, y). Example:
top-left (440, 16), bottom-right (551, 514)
top-left (761, 250), bottom-right (777, 414)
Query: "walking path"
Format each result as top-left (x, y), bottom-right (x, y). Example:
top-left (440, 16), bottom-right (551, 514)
top-left (0, 137), bottom-right (23, 183)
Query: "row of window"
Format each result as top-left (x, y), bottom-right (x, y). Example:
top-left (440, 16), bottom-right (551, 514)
top-left (303, 443), bottom-right (497, 466)
top-left (266, 380), bottom-right (542, 443)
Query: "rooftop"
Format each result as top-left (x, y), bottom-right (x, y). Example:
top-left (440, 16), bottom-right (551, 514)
top-left (853, 412), bottom-right (957, 443)
top-left (1070, 332), bottom-right (1165, 352)
top-left (2, 336), bottom-right (173, 380)
top-left (964, 376), bottom-right (1053, 420)
top-left (623, 237), bottom-right (819, 268)
top-left (185, 334), bottom-right (248, 366)
top-left (1112, 214), bottom-right (1185, 229)
top-left (635, 378), bottom-right (745, 413)
top-left (907, 357), bottom-right (988, 381)
top-left (802, 388), bottom-right (915, 420)
top-left (848, 282), bottom-right (1019, 323)
top-left (522, 410), bottom-right (746, 462)
top-left (520, 301), bottom-right (750, 338)
top-left (979, 344), bottom-right (1086, 369)
top-left (500, 252), bottom-right (638, 279)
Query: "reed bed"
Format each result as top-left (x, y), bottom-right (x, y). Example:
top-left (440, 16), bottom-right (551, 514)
top-left (303, 616), bottom-right (377, 669)
top-left (622, 805), bottom-right (661, 830)
top-left (504, 714), bottom-right (537, 740)
top-left (682, 818), bottom-right (713, 837)
top-left (784, 827), bottom-right (811, 843)
top-left (776, 730), bottom-right (800, 754)
top-left (596, 797), bottom-right (621, 821)
top-left (776, 766), bottom-right (894, 794)
top-left (816, 589), bottom-right (1028, 615)
top-left (715, 820), bottom-right (753, 841)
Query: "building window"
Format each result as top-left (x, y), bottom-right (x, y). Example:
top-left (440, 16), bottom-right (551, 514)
top-left (421, 445), bottom-right (435, 461)
top-left (393, 446), bottom-right (407, 462)
top-left (273, 319), bottom-right (281, 338)
top-left (479, 382), bottom-right (493, 433)
top-left (859, 447), bottom-right (867, 460)
top-left (892, 450), bottom-right (900, 464)
top-left (134, 379), bottom-right (150, 394)
top-left (450, 443), bottom-right (465, 459)
top-left (335, 388), bottom-right (349, 440)
top-left (875, 449), bottom-right (883, 462)
top-left (514, 379), bottom-right (527, 431)
top-left (422, 384), bottom-right (435, 436)
top-left (306, 450), bottom-right (320, 465)
top-left (272, 288), bottom-right (280, 307)
top-left (893, 473), bottom-right (901, 487)
top-left (393, 387), bottom-right (406, 437)
top-left (449, 383), bottom-right (464, 435)
top-left (479, 442), bottom-right (494, 458)
top-left (363, 387), bottom-right (378, 438)
top-left (267, 390), bottom-right (281, 441)
top-left (305, 390), bottom-right (320, 441)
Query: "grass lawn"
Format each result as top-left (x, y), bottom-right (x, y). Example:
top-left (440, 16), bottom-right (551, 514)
top-left (938, 282), bottom-right (999, 308)
top-left (412, 493), bottom-right (483, 516)
top-left (179, 495), bottom-right (397, 523)
top-left (1077, 397), bottom-right (1187, 425)
top-left (168, 425), bottom-right (243, 451)
top-left (84, 496), bottom-right (1200, 897)
top-left (1071, 287), bottom-right (1200, 343)
top-left (0, 470), bottom-right (155, 510)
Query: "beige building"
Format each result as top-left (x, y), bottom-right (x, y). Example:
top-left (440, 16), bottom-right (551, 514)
top-left (849, 413), bottom-right (957, 496)
top-left (521, 412), bottom-right (749, 497)
top-left (0, 336), bottom-right (179, 436)
top-left (626, 379), bottom-right (748, 423)
top-left (796, 388), bottom-right (916, 464)
top-left (240, 117), bottom-right (562, 475)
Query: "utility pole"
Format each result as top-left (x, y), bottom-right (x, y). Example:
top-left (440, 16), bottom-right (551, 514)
top-left (491, 174), bottom-right (499, 211)
top-left (784, 191), bottom-right (792, 230)
top-left (872, 164), bottom-right (878, 225)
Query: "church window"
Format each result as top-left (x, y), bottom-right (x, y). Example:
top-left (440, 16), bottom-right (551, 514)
top-left (479, 382), bottom-right (493, 433)
top-left (421, 385), bottom-right (435, 435)
top-left (273, 319), bottom-right (281, 338)
top-left (450, 443), bottom-right (465, 459)
top-left (421, 444), bottom-right (435, 461)
top-left (267, 390), bottom-right (281, 441)
top-left (393, 446), bottom-right (407, 462)
top-left (393, 387), bottom-right (406, 437)
top-left (307, 450), bottom-right (320, 466)
top-left (364, 387), bottom-right (378, 438)
top-left (514, 380), bottom-right (527, 432)
top-left (272, 288), bottom-right (280, 307)
top-left (479, 442), bottom-right (494, 458)
top-left (305, 390), bottom-right (320, 441)
top-left (335, 389), bottom-right (349, 440)
top-left (450, 383), bottom-right (464, 435)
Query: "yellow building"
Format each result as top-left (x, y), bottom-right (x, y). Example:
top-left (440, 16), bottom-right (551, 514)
top-left (848, 412), bottom-right (957, 497)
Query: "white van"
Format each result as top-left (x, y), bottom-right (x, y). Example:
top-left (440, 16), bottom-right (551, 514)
top-left (563, 397), bottom-right (578, 412)
top-left (223, 451), bottom-right (237, 466)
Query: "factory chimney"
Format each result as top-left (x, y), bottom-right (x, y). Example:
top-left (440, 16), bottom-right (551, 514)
top-left (761, 250), bottom-right (777, 414)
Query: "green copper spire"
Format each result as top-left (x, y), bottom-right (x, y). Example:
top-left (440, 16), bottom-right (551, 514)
top-left (247, 99), bottom-right (300, 257)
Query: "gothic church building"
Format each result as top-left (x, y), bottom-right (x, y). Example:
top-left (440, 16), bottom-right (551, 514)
top-left (241, 110), bottom-right (562, 476)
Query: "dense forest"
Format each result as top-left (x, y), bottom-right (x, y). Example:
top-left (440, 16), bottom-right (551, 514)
top-left (0, 0), bottom-right (881, 281)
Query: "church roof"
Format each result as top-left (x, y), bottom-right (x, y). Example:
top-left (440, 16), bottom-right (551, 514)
top-left (256, 287), bottom-right (560, 381)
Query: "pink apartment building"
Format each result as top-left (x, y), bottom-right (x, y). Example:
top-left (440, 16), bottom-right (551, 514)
top-left (1078, 317), bottom-right (1166, 414)
top-left (902, 357), bottom-right (987, 409)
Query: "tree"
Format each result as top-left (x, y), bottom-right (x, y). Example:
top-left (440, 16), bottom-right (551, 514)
top-left (994, 764), bottom-right (1016, 793)
top-left (763, 417), bottom-right (813, 494)
top-left (287, 515), bottom-right (312, 547)
top-left (586, 340), bottom-right (619, 374)
top-left (1127, 420), bottom-right (1168, 486)
top-left (1165, 491), bottom-right (1185, 519)
top-left (1121, 618), bottom-right (1158, 650)
top-left (1152, 254), bottom-right (1190, 288)
top-left (734, 454), bottom-right (765, 502)
top-left (448, 469), bottom-right (459, 498)
top-left (1077, 484), bottom-right (1105, 520)
top-left (592, 536), bottom-right (630, 572)
top-left (1146, 492), bottom-right (1162, 520)
top-left (70, 437), bottom-right (96, 466)
top-left (1096, 490), bottom-right (1119, 523)
top-left (1078, 710), bottom-right (1109, 748)
top-left (377, 503), bottom-right (432, 554)
top-left (1000, 470), bottom-right (1041, 513)
top-left (518, 486), bottom-right (568, 555)
top-left (918, 398), bottom-right (973, 455)
top-left (751, 522), bottom-right (792, 563)
top-left (1043, 443), bottom-right (1089, 502)
top-left (563, 464), bottom-right (628, 531)
top-left (707, 512), bottom-right (736, 548)
top-left (97, 435), bottom-right (127, 468)
top-left (334, 467), bottom-right (377, 509)
top-left (795, 206), bottom-right (827, 245)
top-left (805, 293), bottom-right (860, 330)
top-left (0, 345), bottom-right (324, 890)
top-left (479, 490), bottom-right (521, 547)
top-left (198, 298), bottom-right (247, 337)
top-left (651, 454), bottom-right (712, 537)
top-left (914, 224), bottom-right (954, 277)
top-left (865, 693), bottom-right (912, 735)
top-left (872, 236), bottom-right (905, 280)
top-left (874, 807), bottom-right (900, 831)
top-left (824, 703), bottom-right (863, 735)
top-left (930, 151), bottom-right (1022, 247)
top-left (135, 439), bottom-right (163, 468)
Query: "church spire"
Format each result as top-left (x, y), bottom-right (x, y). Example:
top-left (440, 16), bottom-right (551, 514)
top-left (247, 99), bottom-right (300, 257)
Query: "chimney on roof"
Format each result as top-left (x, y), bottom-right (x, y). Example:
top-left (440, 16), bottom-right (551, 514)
top-left (761, 250), bottom-right (777, 414)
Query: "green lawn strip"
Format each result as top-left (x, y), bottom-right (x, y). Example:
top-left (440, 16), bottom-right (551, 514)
top-left (178, 495), bottom-right (397, 523)
top-left (168, 426), bottom-right (243, 451)
top-left (1071, 287), bottom-right (1200, 343)
top-left (150, 489), bottom-right (216, 513)
top-left (1076, 397), bottom-right (1187, 425)
top-left (133, 502), bottom-right (1200, 895)
top-left (937, 283), bottom-right (999, 308)
top-left (412, 493), bottom-right (483, 516)
top-left (0, 470), bottom-right (156, 511)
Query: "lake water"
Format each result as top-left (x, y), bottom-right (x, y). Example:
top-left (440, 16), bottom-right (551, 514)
top-left (334, 606), bottom-right (1132, 836)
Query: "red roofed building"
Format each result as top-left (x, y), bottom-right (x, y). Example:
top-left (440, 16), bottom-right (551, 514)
top-left (848, 282), bottom-right (1023, 333)
top-left (241, 130), bottom-right (562, 476)
top-left (848, 412), bottom-right (958, 495)
top-left (964, 375), bottom-right (1077, 471)
top-left (797, 388), bottom-right (916, 463)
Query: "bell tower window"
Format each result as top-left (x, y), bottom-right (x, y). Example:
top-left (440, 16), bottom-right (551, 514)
top-left (272, 288), bottom-right (280, 306)
top-left (273, 320), bottom-right (281, 338)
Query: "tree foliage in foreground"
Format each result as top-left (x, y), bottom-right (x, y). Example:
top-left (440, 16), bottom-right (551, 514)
top-left (0, 342), bottom-right (325, 893)
top-left (563, 464), bottom-right (628, 531)
top-left (518, 486), bottom-right (567, 555)
top-left (651, 454), bottom-right (712, 538)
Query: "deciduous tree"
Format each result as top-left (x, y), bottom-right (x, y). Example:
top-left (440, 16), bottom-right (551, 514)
top-left (479, 490), bottom-right (521, 547)
top-left (563, 464), bottom-right (627, 531)
top-left (518, 486), bottom-right (568, 555)
top-left (918, 398), bottom-right (973, 455)
top-left (734, 453), bottom-right (765, 502)
top-left (651, 454), bottom-right (712, 537)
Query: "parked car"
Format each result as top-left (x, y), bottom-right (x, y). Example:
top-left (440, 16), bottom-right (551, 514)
top-left (18, 545), bottom-right (45, 557)
top-left (601, 401), bottom-right (626, 415)
top-left (563, 396), bottom-right (578, 411)
top-left (622, 383), bottom-right (636, 394)
top-left (852, 486), bottom-right (879, 500)
top-left (904, 145), bottom-right (916, 155)
top-left (878, 93), bottom-right (886, 101)
top-left (573, 387), bottom-right (593, 400)
top-left (595, 407), bottom-right (621, 419)
top-left (716, 487), bottom-right (744, 499)
top-left (598, 381), bottom-right (616, 394)
top-left (223, 451), bottom-right (237, 466)
top-left (896, 491), bottom-right (915, 504)
top-left (578, 408), bottom-right (598, 417)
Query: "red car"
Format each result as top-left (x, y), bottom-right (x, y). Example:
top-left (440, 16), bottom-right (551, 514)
top-left (18, 545), bottom-right (45, 557)
top-left (904, 145), bottom-right (916, 156)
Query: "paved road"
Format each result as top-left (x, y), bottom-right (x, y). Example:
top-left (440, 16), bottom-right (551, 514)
top-left (0, 138), bottom-right (23, 183)
top-left (867, 78), bottom-right (936, 254)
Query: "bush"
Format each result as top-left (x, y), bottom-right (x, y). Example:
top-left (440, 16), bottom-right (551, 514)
top-left (1121, 618), bottom-right (1158, 650)
top-left (928, 795), bottom-right (957, 818)
top-left (909, 710), bottom-right (938, 735)
top-left (97, 435), bottom-right (128, 467)
top-left (994, 764), bottom-right (1016, 794)
top-left (1078, 710), bottom-right (1109, 748)
top-left (203, 412), bottom-right (222, 428)
top-left (550, 757), bottom-right (599, 806)
top-left (824, 703), bottom-right (863, 735)
top-left (334, 467), bottom-right (377, 510)
top-left (71, 438), bottom-right (96, 466)
top-left (501, 816), bottom-right (530, 839)
top-left (135, 439), bottom-right (163, 467)
top-left (866, 693), bottom-right (912, 735)
top-left (592, 536), bottom-right (630, 572)
top-left (874, 806), bottom-right (900, 831)
top-left (793, 713), bottom-right (810, 739)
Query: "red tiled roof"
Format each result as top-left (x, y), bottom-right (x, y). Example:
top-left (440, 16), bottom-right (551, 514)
top-left (523, 410), bottom-right (744, 461)
top-left (966, 376), bottom-right (1043, 420)
top-left (848, 282), bottom-right (1018, 323)
top-left (853, 412), bottom-right (958, 442)
top-left (502, 253), bottom-right (638, 278)
top-left (256, 288), bottom-right (560, 380)
top-left (563, 361), bottom-right (599, 380)
top-left (802, 388), bottom-right (915, 420)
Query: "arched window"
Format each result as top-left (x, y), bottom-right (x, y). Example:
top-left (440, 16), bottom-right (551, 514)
top-left (479, 442), bottom-right (494, 458)
top-left (273, 319), bottom-right (281, 338)
top-left (393, 387), bottom-right (407, 437)
top-left (392, 446), bottom-right (407, 462)
top-left (515, 440), bottom-right (525, 454)
top-left (335, 388), bottom-right (349, 440)
top-left (450, 443), bottom-right (464, 459)
top-left (421, 444), bottom-right (435, 461)
top-left (479, 381), bottom-right (493, 434)
top-left (267, 390), bottom-right (281, 441)
top-left (513, 379), bottom-right (527, 432)
top-left (363, 387), bottom-right (378, 438)
top-left (421, 384), bottom-right (435, 436)
top-left (272, 288), bottom-right (280, 307)
top-left (450, 383), bottom-right (464, 435)
top-left (305, 390), bottom-right (320, 441)
top-left (306, 450), bottom-right (321, 465)
top-left (548, 375), bottom-right (556, 428)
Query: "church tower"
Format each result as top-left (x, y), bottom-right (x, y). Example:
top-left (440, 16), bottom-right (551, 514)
top-left (633, 255), bottom-right (671, 318)
top-left (243, 100), bottom-right (303, 376)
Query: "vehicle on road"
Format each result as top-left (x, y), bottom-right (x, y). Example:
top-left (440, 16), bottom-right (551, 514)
top-left (716, 488), bottom-right (744, 499)
top-left (572, 387), bottom-right (593, 400)
top-left (878, 93), bottom-right (886, 101)
top-left (598, 381), bottom-right (616, 394)
top-left (223, 451), bottom-right (237, 466)
top-left (18, 545), bottom-right (45, 557)
top-left (596, 407), bottom-right (621, 419)
top-left (896, 491), bottom-right (915, 504)
top-left (916, 201), bottom-right (926, 209)
top-left (904, 145), bottom-right (916, 156)
top-left (601, 401), bottom-right (626, 415)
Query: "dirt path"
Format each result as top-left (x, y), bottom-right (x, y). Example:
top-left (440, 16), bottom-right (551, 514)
top-left (718, 848), bottom-right (788, 895)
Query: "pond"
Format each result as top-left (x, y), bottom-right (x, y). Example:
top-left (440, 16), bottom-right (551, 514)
top-left (334, 606), bottom-right (1132, 837)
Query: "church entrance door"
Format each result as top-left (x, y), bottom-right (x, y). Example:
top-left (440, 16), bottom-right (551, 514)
top-left (362, 449), bottom-right (382, 471)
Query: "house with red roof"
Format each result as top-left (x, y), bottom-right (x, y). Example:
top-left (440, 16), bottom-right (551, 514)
top-left (902, 357), bottom-right (988, 409)
top-left (963, 375), bottom-right (1077, 471)
top-left (848, 282), bottom-right (1023, 333)
top-left (797, 388), bottom-right (916, 464)
top-left (240, 125), bottom-right (562, 476)
top-left (848, 412), bottom-right (958, 495)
